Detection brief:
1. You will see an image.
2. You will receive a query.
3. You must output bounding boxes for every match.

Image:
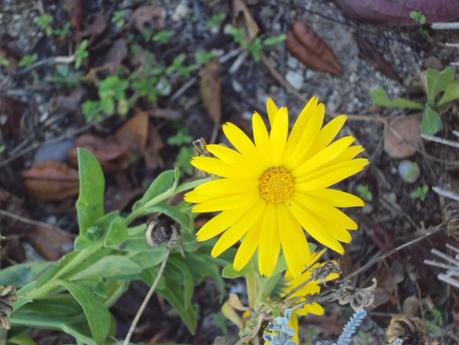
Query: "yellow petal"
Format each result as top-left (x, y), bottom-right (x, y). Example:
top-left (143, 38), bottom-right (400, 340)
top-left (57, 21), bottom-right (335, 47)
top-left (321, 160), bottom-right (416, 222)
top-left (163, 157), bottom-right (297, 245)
top-left (277, 204), bottom-right (309, 278)
top-left (206, 144), bottom-right (242, 164)
top-left (309, 114), bottom-right (347, 155)
top-left (196, 208), bottom-right (248, 241)
top-left (288, 200), bottom-right (344, 254)
top-left (297, 302), bottom-right (324, 316)
top-left (191, 156), bottom-right (233, 177)
top-left (293, 136), bottom-right (355, 177)
top-left (306, 188), bottom-right (364, 208)
top-left (285, 103), bottom-right (325, 169)
top-left (286, 97), bottom-right (318, 152)
top-left (258, 204), bottom-right (281, 276)
top-left (192, 193), bottom-right (258, 213)
top-left (222, 122), bottom-right (256, 155)
top-left (296, 158), bottom-right (369, 190)
top-left (184, 178), bottom-right (256, 203)
top-left (289, 313), bottom-right (299, 345)
top-left (211, 200), bottom-right (265, 257)
top-left (294, 193), bottom-right (358, 231)
top-left (233, 219), bottom-right (262, 271)
top-left (266, 97), bottom-right (278, 125)
top-left (270, 107), bottom-right (289, 164)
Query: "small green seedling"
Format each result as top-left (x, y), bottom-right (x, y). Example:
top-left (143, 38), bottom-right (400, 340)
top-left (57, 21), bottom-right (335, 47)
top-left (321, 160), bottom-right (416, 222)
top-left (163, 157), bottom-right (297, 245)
top-left (207, 14), bottom-right (226, 30)
top-left (410, 10), bottom-right (429, 37)
top-left (19, 54), bottom-right (38, 68)
top-left (410, 185), bottom-right (428, 201)
top-left (152, 30), bottom-right (175, 44)
top-left (74, 40), bottom-right (89, 69)
top-left (112, 10), bottom-right (126, 29)
top-left (168, 128), bottom-right (194, 175)
top-left (35, 14), bottom-right (53, 36)
top-left (371, 66), bottom-right (459, 135)
top-left (356, 184), bottom-right (373, 202)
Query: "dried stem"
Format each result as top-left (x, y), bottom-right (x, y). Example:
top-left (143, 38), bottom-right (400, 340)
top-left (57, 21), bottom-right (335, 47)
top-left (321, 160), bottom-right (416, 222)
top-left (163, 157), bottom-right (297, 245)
top-left (122, 226), bottom-right (177, 345)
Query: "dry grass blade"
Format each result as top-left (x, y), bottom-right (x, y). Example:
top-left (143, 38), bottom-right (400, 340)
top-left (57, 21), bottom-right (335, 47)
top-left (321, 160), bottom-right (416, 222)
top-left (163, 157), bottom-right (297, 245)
top-left (424, 244), bottom-right (459, 289)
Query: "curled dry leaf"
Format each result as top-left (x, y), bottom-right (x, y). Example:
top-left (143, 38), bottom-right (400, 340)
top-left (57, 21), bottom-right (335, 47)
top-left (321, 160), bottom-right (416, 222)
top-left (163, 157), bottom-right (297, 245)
top-left (78, 12), bottom-right (107, 41)
top-left (104, 38), bottom-right (128, 73)
top-left (68, 134), bottom-right (129, 172)
top-left (286, 21), bottom-right (342, 76)
top-left (22, 161), bottom-right (79, 201)
top-left (232, 0), bottom-right (260, 40)
top-left (131, 6), bottom-right (166, 32)
top-left (200, 59), bottom-right (222, 124)
top-left (334, 0), bottom-right (459, 25)
top-left (356, 35), bottom-right (401, 82)
top-left (384, 115), bottom-right (421, 158)
top-left (25, 224), bottom-right (74, 260)
top-left (114, 109), bottom-right (149, 162)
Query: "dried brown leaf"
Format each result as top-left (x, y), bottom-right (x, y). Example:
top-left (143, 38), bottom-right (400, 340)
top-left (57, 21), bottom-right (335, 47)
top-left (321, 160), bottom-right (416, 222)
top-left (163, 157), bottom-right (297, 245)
top-left (286, 22), bottom-right (342, 76)
top-left (334, 0), bottom-right (459, 25)
top-left (131, 6), bottom-right (166, 32)
top-left (68, 134), bottom-right (129, 172)
top-left (200, 59), bottom-right (222, 124)
top-left (143, 123), bottom-right (164, 170)
top-left (356, 35), bottom-right (401, 82)
top-left (232, 0), bottom-right (260, 40)
top-left (384, 115), bottom-right (421, 158)
top-left (104, 38), bottom-right (127, 73)
top-left (25, 225), bottom-right (74, 260)
top-left (22, 161), bottom-right (79, 201)
top-left (78, 12), bottom-right (107, 40)
top-left (114, 109), bottom-right (149, 153)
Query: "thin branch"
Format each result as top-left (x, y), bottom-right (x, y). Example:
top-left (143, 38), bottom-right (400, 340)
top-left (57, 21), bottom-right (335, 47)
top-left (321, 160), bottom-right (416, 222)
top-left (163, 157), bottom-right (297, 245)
top-left (432, 22), bottom-right (459, 30)
top-left (0, 208), bottom-right (61, 231)
top-left (122, 226), bottom-right (177, 345)
top-left (421, 133), bottom-right (459, 150)
top-left (432, 186), bottom-right (459, 202)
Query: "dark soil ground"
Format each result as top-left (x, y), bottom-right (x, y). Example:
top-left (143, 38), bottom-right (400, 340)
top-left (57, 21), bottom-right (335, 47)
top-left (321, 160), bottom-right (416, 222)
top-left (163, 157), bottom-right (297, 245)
top-left (1, 0), bottom-right (459, 344)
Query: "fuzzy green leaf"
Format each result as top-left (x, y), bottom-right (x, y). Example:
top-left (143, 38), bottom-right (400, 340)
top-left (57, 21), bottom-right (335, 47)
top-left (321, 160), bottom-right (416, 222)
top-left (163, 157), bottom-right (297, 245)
top-left (420, 107), bottom-right (443, 135)
top-left (426, 66), bottom-right (455, 104)
top-left (370, 88), bottom-right (423, 109)
top-left (438, 80), bottom-right (459, 106)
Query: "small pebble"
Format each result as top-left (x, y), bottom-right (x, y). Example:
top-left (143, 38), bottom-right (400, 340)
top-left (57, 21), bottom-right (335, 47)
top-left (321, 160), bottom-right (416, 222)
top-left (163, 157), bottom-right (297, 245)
top-left (285, 70), bottom-right (303, 90)
top-left (398, 160), bottom-right (420, 183)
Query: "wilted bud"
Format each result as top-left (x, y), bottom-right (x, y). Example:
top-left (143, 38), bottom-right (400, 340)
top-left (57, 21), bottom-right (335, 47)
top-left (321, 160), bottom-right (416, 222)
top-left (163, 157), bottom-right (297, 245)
top-left (444, 202), bottom-right (459, 239)
top-left (386, 315), bottom-right (427, 345)
top-left (0, 285), bottom-right (17, 330)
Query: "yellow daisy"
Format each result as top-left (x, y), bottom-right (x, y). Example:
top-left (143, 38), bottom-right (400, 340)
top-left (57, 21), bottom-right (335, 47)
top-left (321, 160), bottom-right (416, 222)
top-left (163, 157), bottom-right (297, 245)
top-left (185, 97), bottom-right (368, 277)
top-left (282, 251), bottom-right (340, 345)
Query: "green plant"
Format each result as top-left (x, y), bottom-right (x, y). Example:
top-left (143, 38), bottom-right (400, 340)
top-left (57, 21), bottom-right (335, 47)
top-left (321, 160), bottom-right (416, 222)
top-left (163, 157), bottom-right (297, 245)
top-left (167, 128), bottom-right (194, 175)
top-left (152, 30), bottom-right (175, 44)
top-left (35, 14), bottom-right (71, 38)
top-left (371, 66), bottom-right (459, 135)
top-left (410, 185), bottom-right (428, 201)
top-left (19, 54), bottom-right (38, 68)
top-left (356, 184), bottom-right (373, 202)
top-left (4, 149), bottom-right (222, 344)
top-left (112, 10), bottom-right (126, 29)
top-left (207, 13), bottom-right (226, 29)
top-left (410, 10), bottom-right (429, 37)
top-left (228, 26), bottom-right (286, 63)
top-left (74, 40), bottom-right (89, 69)
top-left (0, 55), bottom-right (9, 67)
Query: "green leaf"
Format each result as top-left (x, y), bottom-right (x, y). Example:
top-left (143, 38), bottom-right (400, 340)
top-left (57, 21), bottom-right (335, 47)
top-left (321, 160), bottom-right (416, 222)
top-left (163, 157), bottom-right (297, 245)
top-left (59, 281), bottom-right (111, 345)
top-left (0, 261), bottom-right (51, 287)
top-left (438, 80), bottom-right (459, 106)
top-left (426, 66), bottom-right (455, 104)
top-left (104, 217), bottom-right (128, 246)
top-left (145, 204), bottom-right (192, 231)
top-left (129, 245), bottom-right (167, 269)
top-left (71, 255), bottom-right (143, 280)
top-left (222, 262), bottom-right (252, 279)
top-left (159, 282), bottom-right (198, 334)
top-left (420, 107), bottom-right (443, 135)
top-left (76, 148), bottom-right (105, 236)
top-left (370, 88), bottom-right (423, 109)
top-left (133, 168), bottom-right (180, 210)
top-left (167, 257), bottom-right (194, 307)
top-left (10, 296), bottom-right (96, 345)
top-left (187, 254), bottom-right (224, 301)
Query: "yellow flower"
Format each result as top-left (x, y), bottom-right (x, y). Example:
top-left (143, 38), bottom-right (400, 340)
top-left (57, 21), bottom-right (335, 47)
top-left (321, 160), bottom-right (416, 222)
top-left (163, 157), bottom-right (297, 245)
top-left (185, 97), bottom-right (368, 277)
top-left (282, 251), bottom-right (339, 345)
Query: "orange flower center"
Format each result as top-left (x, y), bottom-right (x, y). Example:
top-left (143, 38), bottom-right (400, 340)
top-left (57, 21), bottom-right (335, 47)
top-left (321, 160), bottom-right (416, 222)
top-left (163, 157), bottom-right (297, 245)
top-left (258, 166), bottom-right (295, 204)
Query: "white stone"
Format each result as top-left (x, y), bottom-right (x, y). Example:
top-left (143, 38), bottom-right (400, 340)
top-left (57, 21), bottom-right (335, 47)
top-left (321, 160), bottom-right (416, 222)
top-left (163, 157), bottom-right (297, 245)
top-left (285, 70), bottom-right (303, 90)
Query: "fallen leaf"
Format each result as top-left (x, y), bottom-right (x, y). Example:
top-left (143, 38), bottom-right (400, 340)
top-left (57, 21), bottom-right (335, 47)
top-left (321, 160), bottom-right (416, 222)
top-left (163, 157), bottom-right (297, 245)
top-left (232, 0), bottom-right (260, 40)
top-left (200, 59), bottom-right (222, 124)
top-left (149, 108), bottom-right (181, 120)
top-left (104, 38), bottom-right (127, 73)
top-left (65, 0), bottom-right (84, 30)
top-left (68, 134), bottom-right (129, 172)
top-left (384, 115), bottom-right (421, 158)
top-left (356, 34), bottom-right (401, 82)
top-left (114, 109), bottom-right (149, 154)
top-left (143, 123), bottom-right (164, 170)
top-left (131, 6), bottom-right (166, 32)
top-left (48, 88), bottom-right (85, 114)
top-left (22, 161), bottom-right (79, 201)
top-left (78, 12), bottom-right (107, 40)
top-left (286, 22), bottom-right (342, 76)
top-left (334, 0), bottom-right (459, 25)
top-left (25, 224), bottom-right (74, 260)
